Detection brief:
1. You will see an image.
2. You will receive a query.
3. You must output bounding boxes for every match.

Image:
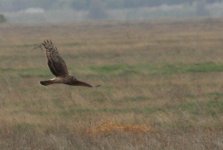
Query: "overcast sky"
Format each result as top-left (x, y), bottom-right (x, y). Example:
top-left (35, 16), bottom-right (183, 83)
top-left (1, 0), bottom-right (223, 24)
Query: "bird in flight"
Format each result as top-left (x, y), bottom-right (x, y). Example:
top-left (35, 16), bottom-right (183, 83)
top-left (38, 40), bottom-right (98, 87)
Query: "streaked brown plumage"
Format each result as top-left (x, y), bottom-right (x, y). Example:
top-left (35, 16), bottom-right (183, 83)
top-left (39, 40), bottom-right (97, 87)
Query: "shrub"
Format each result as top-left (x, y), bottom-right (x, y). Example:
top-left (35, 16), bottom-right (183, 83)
top-left (0, 14), bottom-right (7, 23)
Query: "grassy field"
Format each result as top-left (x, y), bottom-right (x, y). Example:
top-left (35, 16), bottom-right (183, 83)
top-left (0, 19), bottom-right (223, 149)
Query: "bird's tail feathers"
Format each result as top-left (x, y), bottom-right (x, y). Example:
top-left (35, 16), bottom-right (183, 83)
top-left (75, 80), bottom-right (101, 88)
top-left (74, 80), bottom-right (93, 87)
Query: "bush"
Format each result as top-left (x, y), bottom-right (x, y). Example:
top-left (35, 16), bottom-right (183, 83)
top-left (0, 14), bottom-right (7, 23)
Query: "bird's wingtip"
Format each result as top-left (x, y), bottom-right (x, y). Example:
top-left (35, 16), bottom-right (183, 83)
top-left (95, 84), bottom-right (101, 87)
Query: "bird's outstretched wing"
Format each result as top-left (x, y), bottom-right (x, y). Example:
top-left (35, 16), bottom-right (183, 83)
top-left (42, 40), bottom-right (69, 77)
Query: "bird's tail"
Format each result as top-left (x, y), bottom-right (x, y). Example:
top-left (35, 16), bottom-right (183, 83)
top-left (74, 80), bottom-right (101, 88)
top-left (40, 80), bottom-right (54, 86)
top-left (74, 80), bottom-right (93, 87)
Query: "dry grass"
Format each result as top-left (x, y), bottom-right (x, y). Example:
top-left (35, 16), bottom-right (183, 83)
top-left (86, 121), bottom-right (152, 136)
top-left (0, 19), bottom-right (223, 149)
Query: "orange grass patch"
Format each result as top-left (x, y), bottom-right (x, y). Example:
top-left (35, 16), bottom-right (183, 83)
top-left (86, 121), bottom-right (152, 136)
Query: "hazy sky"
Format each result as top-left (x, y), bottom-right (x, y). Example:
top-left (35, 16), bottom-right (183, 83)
top-left (1, 0), bottom-right (223, 24)
top-left (0, 0), bottom-right (222, 12)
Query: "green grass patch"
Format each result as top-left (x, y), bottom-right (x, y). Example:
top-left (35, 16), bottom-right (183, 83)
top-left (58, 106), bottom-right (162, 117)
top-left (175, 98), bottom-right (223, 116)
top-left (0, 68), bottom-right (51, 77)
top-left (87, 62), bottom-right (223, 76)
top-left (20, 68), bottom-right (51, 77)
top-left (178, 62), bottom-right (223, 73)
top-left (206, 100), bottom-right (223, 116)
top-left (206, 92), bottom-right (223, 97)
top-left (2, 62), bottom-right (222, 78)
top-left (13, 123), bottom-right (36, 133)
top-left (87, 107), bottom-right (160, 114)
top-left (177, 101), bottom-right (200, 115)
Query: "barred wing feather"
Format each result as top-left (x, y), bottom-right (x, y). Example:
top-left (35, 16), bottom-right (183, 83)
top-left (42, 40), bottom-right (69, 77)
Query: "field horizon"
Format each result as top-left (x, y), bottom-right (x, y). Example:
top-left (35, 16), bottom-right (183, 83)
top-left (0, 19), bottom-right (223, 149)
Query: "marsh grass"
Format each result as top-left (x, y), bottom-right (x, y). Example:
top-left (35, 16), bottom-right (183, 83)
top-left (0, 20), bottom-right (223, 149)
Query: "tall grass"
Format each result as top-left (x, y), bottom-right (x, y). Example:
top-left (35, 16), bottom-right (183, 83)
top-left (0, 20), bottom-right (223, 149)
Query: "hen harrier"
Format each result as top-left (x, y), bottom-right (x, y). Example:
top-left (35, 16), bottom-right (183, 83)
top-left (38, 40), bottom-right (97, 87)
